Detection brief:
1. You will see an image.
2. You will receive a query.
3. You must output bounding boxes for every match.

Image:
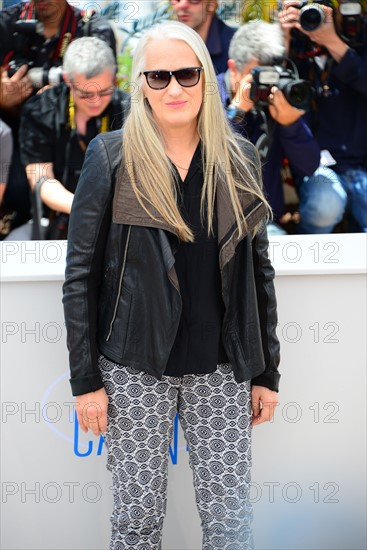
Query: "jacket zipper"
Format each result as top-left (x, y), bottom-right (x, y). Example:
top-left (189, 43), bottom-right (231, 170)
top-left (106, 225), bottom-right (131, 341)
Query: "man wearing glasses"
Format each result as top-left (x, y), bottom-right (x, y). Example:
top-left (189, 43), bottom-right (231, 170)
top-left (170, 0), bottom-right (236, 73)
top-left (12, 37), bottom-right (128, 240)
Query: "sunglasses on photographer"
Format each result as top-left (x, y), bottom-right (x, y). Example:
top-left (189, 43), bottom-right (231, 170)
top-left (142, 67), bottom-right (204, 90)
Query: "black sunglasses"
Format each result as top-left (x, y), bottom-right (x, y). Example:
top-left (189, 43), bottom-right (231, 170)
top-left (142, 67), bottom-right (204, 90)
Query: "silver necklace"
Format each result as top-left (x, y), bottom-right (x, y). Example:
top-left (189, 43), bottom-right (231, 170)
top-left (169, 158), bottom-right (189, 171)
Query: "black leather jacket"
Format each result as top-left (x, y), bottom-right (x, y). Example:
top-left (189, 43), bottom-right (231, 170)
top-left (63, 130), bottom-right (280, 396)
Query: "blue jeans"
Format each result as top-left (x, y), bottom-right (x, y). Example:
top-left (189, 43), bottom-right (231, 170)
top-left (297, 166), bottom-right (367, 233)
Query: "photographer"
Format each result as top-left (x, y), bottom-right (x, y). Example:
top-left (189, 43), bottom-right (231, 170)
top-left (218, 20), bottom-right (320, 231)
top-left (6, 37), bottom-right (128, 240)
top-left (170, 0), bottom-right (236, 73)
top-left (0, 0), bottom-right (117, 231)
top-left (278, 0), bottom-right (367, 233)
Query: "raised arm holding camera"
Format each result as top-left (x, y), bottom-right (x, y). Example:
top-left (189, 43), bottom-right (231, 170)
top-left (218, 20), bottom-right (320, 230)
top-left (278, 0), bottom-right (367, 233)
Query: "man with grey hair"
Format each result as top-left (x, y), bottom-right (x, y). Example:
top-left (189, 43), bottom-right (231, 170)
top-left (218, 20), bottom-right (320, 232)
top-left (228, 18), bottom-right (285, 72)
top-left (14, 37), bottom-right (128, 239)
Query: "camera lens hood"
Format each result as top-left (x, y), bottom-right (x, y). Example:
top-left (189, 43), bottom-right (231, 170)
top-left (299, 3), bottom-right (326, 31)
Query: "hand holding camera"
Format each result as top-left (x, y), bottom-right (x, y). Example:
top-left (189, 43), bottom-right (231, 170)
top-left (250, 65), bottom-right (312, 111)
top-left (3, 17), bottom-right (64, 105)
top-left (230, 73), bottom-right (254, 113)
top-left (279, 0), bottom-right (337, 39)
top-left (267, 86), bottom-right (306, 125)
top-left (230, 65), bottom-right (311, 124)
top-left (278, 0), bottom-right (356, 61)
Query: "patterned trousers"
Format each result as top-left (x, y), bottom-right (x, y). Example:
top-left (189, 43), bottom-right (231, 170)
top-left (99, 356), bottom-right (254, 550)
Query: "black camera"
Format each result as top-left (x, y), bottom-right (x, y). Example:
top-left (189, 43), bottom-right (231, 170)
top-left (250, 66), bottom-right (313, 111)
top-left (8, 18), bottom-right (63, 88)
top-left (7, 58), bottom-right (30, 78)
top-left (297, 0), bottom-right (330, 31)
top-left (7, 59), bottom-right (63, 88)
top-left (14, 19), bottom-right (44, 34)
top-left (11, 19), bottom-right (44, 54)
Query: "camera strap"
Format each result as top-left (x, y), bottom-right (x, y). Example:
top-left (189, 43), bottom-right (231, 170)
top-left (53, 4), bottom-right (78, 61)
top-left (317, 56), bottom-right (334, 97)
top-left (61, 93), bottom-right (109, 187)
top-left (306, 55), bottom-right (334, 99)
top-left (253, 109), bottom-right (275, 163)
top-left (67, 94), bottom-right (109, 135)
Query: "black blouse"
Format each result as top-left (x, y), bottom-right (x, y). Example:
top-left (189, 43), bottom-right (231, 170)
top-left (164, 144), bottom-right (228, 377)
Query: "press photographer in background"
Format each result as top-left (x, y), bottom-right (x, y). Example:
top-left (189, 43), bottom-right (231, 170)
top-left (278, 0), bottom-right (367, 233)
top-left (5, 37), bottom-right (128, 241)
top-left (218, 20), bottom-right (320, 234)
top-left (0, 0), bottom-right (116, 232)
top-left (170, 0), bottom-right (236, 74)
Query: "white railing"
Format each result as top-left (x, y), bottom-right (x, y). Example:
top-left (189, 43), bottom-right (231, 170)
top-left (1, 234), bottom-right (366, 550)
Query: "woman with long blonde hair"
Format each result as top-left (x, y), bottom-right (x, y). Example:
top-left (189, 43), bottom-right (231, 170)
top-left (63, 20), bottom-right (280, 550)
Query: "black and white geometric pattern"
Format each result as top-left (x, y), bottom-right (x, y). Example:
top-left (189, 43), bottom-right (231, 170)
top-left (99, 357), bottom-right (254, 550)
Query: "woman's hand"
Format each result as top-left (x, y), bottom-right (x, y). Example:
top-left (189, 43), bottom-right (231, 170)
top-left (251, 385), bottom-right (279, 426)
top-left (75, 387), bottom-right (109, 436)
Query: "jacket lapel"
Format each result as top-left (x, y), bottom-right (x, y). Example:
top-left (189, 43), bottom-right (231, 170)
top-left (112, 151), bottom-right (268, 272)
top-left (112, 162), bottom-right (177, 234)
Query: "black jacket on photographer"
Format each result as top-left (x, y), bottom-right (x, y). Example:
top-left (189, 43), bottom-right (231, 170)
top-left (63, 130), bottom-right (280, 396)
top-left (0, 1), bottom-right (116, 133)
top-left (19, 83), bottom-right (128, 237)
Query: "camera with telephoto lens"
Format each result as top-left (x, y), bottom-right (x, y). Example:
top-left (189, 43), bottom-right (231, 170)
top-left (7, 19), bottom-right (63, 88)
top-left (250, 66), bottom-right (313, 111)
top-left (297, 0), bottom-right (330, 31)
top-left (8, 59), bottom-right (63, 88)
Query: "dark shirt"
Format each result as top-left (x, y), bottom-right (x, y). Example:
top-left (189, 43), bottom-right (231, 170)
top-left (206, 15), bottom-right (236, 74)
top-left (164, 144), bottom-right (227, 377)
top-left (19, 83), bottom-right (128, 191)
